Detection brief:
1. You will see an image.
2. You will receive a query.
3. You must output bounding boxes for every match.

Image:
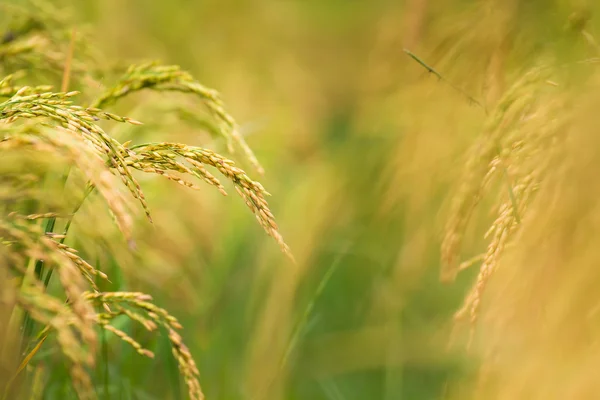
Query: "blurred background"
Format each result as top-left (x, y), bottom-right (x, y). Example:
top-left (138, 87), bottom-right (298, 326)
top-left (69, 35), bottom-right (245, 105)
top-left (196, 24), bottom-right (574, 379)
top-left (82, 2), bottom-right (476, 398)
top-left (4, 0), bottom-right (600, 399)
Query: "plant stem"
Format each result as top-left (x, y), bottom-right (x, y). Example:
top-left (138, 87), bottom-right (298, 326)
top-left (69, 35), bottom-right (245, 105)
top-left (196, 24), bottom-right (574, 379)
top-left (403, 48), bottom-right (486, 111)
top-left (42, 184), bottom-right (94, 288)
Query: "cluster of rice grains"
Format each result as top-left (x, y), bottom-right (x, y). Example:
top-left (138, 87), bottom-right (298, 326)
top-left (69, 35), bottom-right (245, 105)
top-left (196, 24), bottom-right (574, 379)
top-left (0, 2), bottom-right (291, 399)
top-left (441, 66), bottom-right (568, 345)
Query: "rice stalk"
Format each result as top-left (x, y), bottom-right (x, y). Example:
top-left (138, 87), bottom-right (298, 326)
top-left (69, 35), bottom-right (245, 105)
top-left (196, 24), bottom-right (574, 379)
top-left (442, 65), bottom-right (569, 341)
top-left (0, 2), bottom-right (292, 398)
top-left (125, 142), bottom-right (292, 258)
top-left (92, 62), bottom-right (264, 174)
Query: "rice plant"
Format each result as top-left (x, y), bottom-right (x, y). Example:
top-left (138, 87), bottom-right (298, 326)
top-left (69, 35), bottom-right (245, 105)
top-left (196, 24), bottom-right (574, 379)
top-left (0, 1), bottom-right (290, 399)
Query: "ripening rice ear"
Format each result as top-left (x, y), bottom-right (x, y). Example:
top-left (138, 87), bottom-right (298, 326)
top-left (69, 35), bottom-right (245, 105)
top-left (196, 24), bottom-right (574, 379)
top-left (0, 2), bottom-right (292, 398)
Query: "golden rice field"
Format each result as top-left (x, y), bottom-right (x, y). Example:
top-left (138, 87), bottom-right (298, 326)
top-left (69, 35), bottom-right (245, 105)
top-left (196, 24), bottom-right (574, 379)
top-left (2, 1), bottom-right (600, 399)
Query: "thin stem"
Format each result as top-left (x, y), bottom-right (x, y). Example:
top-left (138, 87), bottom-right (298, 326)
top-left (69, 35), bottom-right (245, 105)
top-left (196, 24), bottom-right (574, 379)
top-left (279, 254), bottom-right (343, 370)
top-left (403, 48), bottom-right (487, 112)
top-left (102, 328), bottom-right (110, 400)
top-left (42, 184), bottom-right (94, 288)
top-left (61, 29), bottom-right (77, 93)
top-left (254, 246), bottom-right (348, 400)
